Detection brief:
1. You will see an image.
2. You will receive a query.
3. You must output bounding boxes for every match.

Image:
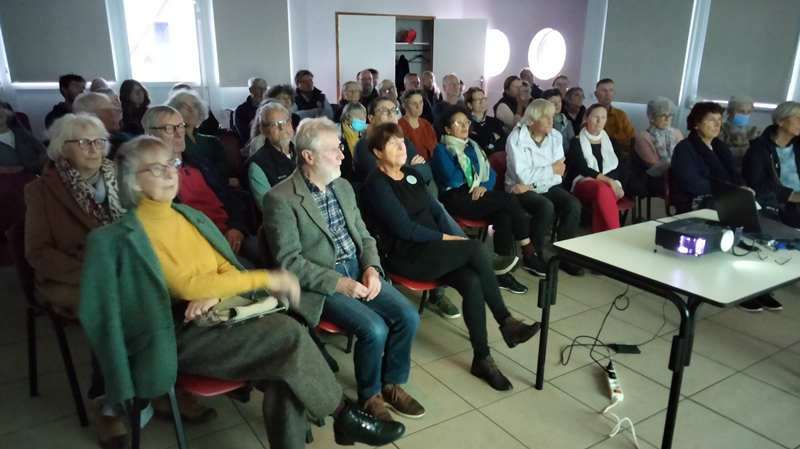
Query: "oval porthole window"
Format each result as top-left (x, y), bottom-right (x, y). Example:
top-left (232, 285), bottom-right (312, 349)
top-left (484, 29), bottom-right (510, 77)
top-left (528, 28), bottom-right (566, 80)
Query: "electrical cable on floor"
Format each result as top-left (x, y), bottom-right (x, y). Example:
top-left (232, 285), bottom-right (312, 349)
top-left (602, 397), bottom-right (640, 449)
top-left (560, 285), bottom-right (630, 369)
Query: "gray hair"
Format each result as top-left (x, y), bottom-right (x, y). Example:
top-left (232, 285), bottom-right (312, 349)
top-left (295, 117), bottom-right (339, 167)
top-left (646, 96), bottom-right (676, 118)
top-left (772, 101), bottom-right (800, 126)
top-left (142, 105), bottom-right (181, 131)
top-left (165, 90), bottom-right (209, 123)
top-left (47, 113), bottom-right (110, 161)
top-left (520, 99), bottom-right (556, 126)
top-left (340, 102), bottom-right (366, 124)
top-left (341, 81), bottom-right (358, 97)
top-left (116, 136), bottom-right (174, 209)
top-left (252, 101), bottom-right (291, 138)
top-left (248, 77), bottom-right (267, 88)
top-left (73, 92), bottom-right (111, 114)
top-left (727, 94), bottom-right (754, 116)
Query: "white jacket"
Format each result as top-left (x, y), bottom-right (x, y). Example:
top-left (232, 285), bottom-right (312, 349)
top-left (505, 125), bottom-right (564, 193)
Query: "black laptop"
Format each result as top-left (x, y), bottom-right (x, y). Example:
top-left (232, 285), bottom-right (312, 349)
top-left (710, 178), bottom-right (800, 242)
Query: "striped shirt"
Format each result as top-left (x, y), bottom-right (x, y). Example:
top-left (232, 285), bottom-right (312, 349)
top-left (301, 171), bottom-right (357, 263)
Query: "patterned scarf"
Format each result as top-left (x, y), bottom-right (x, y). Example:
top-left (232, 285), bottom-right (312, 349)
top-left (55, 158), bottom-right (125, 225)
top-left (441, 134), bottom-right (491, 192)
top-left (647, 125), bottom-right (677, 163)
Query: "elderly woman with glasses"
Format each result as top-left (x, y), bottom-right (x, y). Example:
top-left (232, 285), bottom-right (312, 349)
top-left (430, 105), bottom-right (538, 290)
top-left (78, 135), bottom-right (404, 449)
top-left (719, 94), bottom-right (761, 167)
top-left (166, 89), bottom-right (234, 185)
top-left (632, 97), bottom-right (684, 197)
top-left (334, 81), bottom-right (361, 123)
top-left (24, 113), bottom-right (131, 448)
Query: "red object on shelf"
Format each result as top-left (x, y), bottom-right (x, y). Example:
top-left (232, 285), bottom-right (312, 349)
top-left (401, 30), bottom-right (417, 43)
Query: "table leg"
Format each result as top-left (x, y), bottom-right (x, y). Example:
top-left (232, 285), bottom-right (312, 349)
top-left (535, 256), bottom-right (560, 390)
top-left (661, 293), bottom-right (701, 449)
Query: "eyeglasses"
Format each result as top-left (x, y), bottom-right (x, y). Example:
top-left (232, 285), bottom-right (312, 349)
top-left (452, 120), bottom-right (471, 128)
top-left (65, 138), bottom-right (107, 151)
top-left (381, 88), bottom-right (396, 94)
top-left (151, 123), bottom-right (186, 134)
top-left (137, 158), bottom-right (182, 177)
top-left (269, 119), bottom-right (291, 128)
top-left (472, 97), bottom-right (488, 104)
top-left (377, 107), bottom-right (398, 117)
top-left (655, 114), bottom-right (674, 120)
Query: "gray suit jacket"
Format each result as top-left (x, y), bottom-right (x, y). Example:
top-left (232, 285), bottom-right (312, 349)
top-left (262, 169), bottom-right (383, 326)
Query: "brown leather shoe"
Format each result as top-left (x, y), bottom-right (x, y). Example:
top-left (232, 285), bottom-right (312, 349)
top-left (470, 355), bottom-right (513, 391)
top-left (152, 389), bottom-right (218, 423)
top-left (499, 316), bottom-right (541, 348)
top-left (89, 396), bottom-right (129, 449)
top-left (382, 384), bottom-right (425, 419)
top-left (359, 394), bottom-right (394, 421)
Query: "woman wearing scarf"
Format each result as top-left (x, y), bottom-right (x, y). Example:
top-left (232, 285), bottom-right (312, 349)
top-left (541, 89), bottom-right (576, 153)
top-left (564, 103), bottom-right (627, 233)
top-left (24, 114), bottom-right (132, 448)
top-left (719, 94), bottom-right (761, 168)
top-left (360, 123), bottom-right (541, 391)
top-left (338, 101), bottom-right (365, 182)
top-left (430, 106), bottom-right (536, 293)
top-left (634, 96), bottom-right (684, 195)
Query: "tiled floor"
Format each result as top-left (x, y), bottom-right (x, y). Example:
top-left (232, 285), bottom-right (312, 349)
top-left (2, 206), bottom-right (800, 448)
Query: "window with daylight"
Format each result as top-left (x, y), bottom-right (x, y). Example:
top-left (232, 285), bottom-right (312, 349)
top-left (528, 28), bottom-right (566, 81)
top-left (123, 0), bottom-right (201, 83)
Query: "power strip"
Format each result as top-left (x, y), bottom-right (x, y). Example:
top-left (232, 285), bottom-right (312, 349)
top-left (601, 361), bottom-right (640, 449)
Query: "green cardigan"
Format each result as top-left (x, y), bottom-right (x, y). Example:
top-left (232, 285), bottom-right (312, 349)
top-left (78, 203), bottom-right (259, 404)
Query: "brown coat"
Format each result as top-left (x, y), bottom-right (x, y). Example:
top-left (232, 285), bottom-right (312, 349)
top-left (24, 162), bottom-right (103, 317)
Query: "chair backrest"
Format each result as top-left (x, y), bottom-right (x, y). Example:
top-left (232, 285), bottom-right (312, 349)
top-left (218, 131), bottom-right (245, 181)
top-left (663, 169), bottom-right (672, 214)
top-left (15, 112), bottom-right (32, 132)
top-left (5, 220), bottom-right (36, 296)
top-left (256, 224), bottom-right (276, 269)
top-left (488, 151), bottom-right (507, 191)
top-left (0, 172), bottom-right (38, 232)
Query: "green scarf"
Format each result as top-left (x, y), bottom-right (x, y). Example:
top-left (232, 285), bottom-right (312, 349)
top-left (441, 135), bottom-right (491, 192)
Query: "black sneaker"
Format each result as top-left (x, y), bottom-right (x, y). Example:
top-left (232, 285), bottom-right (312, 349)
top-left (758, 293), bottom-right (783, 311)
top-left (738, 298), bottom-right (763, 312)
top-left (497, 274), bottom-right (528, 294)
top-left (523, 256), bottom-right (547, 276)
top-left (493, 254), bottom-right (519, 275)
top-left (560, 261), bottom-right (585, 277)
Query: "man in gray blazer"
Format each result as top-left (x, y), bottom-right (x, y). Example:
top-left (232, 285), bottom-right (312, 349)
top-left (263, 117), bottom-right (425, 422)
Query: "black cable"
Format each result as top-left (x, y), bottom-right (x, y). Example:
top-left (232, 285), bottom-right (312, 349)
top-left (634, 297), bottom-right (668, 347)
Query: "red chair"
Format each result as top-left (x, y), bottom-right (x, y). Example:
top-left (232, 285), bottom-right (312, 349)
top-left (453, 216), bottom-right (490, 242)
top-left (488, 151), bottom-right (507, 191)
top-left (256, 225), bottom-right (353, 353)
top-left (5, 221), bottom-right (89, 428)
top-left (387, 273), bottom-right (445, 315)
top-left (617, 196), bottom-right (636, 227)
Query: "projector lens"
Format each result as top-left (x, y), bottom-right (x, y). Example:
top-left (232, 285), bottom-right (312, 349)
top-left (721, 230), bottom-right (734, 252)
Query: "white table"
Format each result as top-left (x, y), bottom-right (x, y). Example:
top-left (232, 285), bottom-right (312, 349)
top-left (533, 210), bottom-right (800, 449)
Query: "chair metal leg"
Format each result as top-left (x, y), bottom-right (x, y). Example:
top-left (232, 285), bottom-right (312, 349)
top-left (168, 386), bottom-right (189, 449)
top-left (345, 333), bottom-right (353, 354)
top-left (51, 313), bottom-right (89, 427)
top-left (127, 398), bottom-right (142, 449)
top-left (418, 290), bottom-right (429, 315)
top-left (27, 307), bottom-right (38, 397)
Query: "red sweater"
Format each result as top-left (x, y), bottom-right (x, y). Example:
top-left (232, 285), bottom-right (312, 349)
top-left (399, 116), bottom-right (438, 161)
top-left (178, 166), bottom-right (229, 234)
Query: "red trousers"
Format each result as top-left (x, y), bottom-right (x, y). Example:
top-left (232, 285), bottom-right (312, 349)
top-left (572, 179), bottom-right (621, 233)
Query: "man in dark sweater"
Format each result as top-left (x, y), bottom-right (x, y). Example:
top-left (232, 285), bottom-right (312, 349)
top-left (45, 74), bottom-right (86, 129)
top-left (292, 70), bottom-right (333, 120)
top-left (233, 77), bottom-right (267, 142)
top-left (358, 69), bottom-right (379, 109)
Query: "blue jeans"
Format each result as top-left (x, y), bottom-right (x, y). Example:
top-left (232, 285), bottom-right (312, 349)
top-left (321, 258), bottom-right (420, 397)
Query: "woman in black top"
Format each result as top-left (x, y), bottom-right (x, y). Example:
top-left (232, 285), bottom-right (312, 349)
top-left (563, 87), bottom-right (586, 135)
top-left (120, 79), bottom-right (150, 135)
top-left (360, 123), bottom-right (541, 392)
top-left (465, 87), bottom-right (507, 155)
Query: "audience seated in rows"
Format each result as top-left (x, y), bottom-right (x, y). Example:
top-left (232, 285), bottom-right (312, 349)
top-left (505, 99), bottom-right (583, 276)
top-left (166, 89), bottom-right (234, 185)
top-left (494, 76), bottom-right (526, 129)
top-left (542, 88), bottom-right (575, 152)
top-left (398, 89), bottom-right (437, 161)
top-left (519, 68), bottom-right (544, 99)
top-left (432, 74), bottom-right (464, 122)
top-left (430, 105), bottom-right (533, 290)
top-left (142, 106), bottom-right (260, 266)
top-left (73, 92), bottom-right (132, 159)
top-left (360, 122), bottom-right (542, 391)
top-left (234, 77), bottom-right (267, 143)
top-left (246, 102), bottom-right (297, 210)
top-left (338, 101), bottom-right (364, 182)
top-left (353, 98), bottom-right (431, 184)
top-left (552, 75), bottom-right (569, 97)
top-left (421, 70), bottom-right (443, 105)
top-left (565, 103), bottom-right (627, 233)
top-left (79, 135), bottom-right (404, 449)
top-left (719, 94), bottom-right (760, 168)
top-left (357, 69), bottom-right (379, 109)
top-left (402, 73), bottom-right (435, 123)
top-left (465, 87), bottom-right (507, 156)
top-left (120, 79), bottom-right (150, 135)
top-left (45, 74), bottom-right (87, 129)
top-left (335, 81), bottom-right (361, 123)
top-left (0, 103), bottom-right (47, 174)
top-left (563, 87), bottom-right (586, 135)
top-left (293, 70), bottom-right (334, 121)
top-left (262, 118), bottom-right (424, 424)
top-left (633, 96), bottom-right (683, 197)
top-left (595, 78), bottom-right (635, 156)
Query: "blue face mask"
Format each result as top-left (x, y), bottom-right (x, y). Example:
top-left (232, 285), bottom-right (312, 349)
top-left (351, 119), bottom-right (367, 132)
top-left (732, 114), bottom-right (750, 127)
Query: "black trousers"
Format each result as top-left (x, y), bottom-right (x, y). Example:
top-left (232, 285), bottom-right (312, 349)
top-left (439, 185), bottom-right (529, 257)
top-left (386, 240), bottom-right (512, 359)
top-left (516, 186), bottom-right (581, 251)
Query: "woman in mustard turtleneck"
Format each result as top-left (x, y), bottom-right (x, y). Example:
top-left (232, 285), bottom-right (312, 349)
top-left (80, 136), bottom-right (406, 449)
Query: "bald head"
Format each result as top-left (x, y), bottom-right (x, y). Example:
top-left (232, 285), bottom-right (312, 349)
top-left (442, 74), bottom-right (461, 102)
top-left (404, 73), bottom-right (420, 91)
